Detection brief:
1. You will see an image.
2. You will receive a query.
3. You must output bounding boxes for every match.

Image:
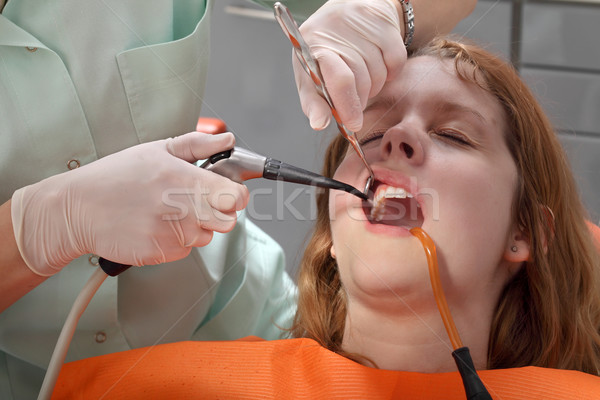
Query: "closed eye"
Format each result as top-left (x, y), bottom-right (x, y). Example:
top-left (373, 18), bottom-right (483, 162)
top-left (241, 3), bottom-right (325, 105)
top-left (358, 129), bottom-right (387, 147)
top-left (433, 129), bottom-right (473, 147)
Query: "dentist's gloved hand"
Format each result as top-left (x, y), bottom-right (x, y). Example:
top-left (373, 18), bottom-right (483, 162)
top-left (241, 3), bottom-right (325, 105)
top-left (11, 131), bottom-right (248, 276)
top-left (295, 0), bottom-right (406, 132)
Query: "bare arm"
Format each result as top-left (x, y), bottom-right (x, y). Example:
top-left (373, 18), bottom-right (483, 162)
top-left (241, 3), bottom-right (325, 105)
top-left (0, 199), bottom-right (46, 313)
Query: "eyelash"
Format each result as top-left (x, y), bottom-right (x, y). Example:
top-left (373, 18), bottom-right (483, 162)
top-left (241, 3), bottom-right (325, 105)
top-left (358, 128), bottom-right (473, 147)
top-left (358, 129), bottom-right (387, 146)
top-left (433, 129), bottom-right (473, 146)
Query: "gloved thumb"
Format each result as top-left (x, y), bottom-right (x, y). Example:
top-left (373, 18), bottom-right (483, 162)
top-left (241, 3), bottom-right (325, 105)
top-left (166, 131), bottom-right (235, 163)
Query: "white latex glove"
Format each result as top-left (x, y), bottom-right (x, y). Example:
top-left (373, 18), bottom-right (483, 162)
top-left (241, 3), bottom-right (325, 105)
top-left (11, 131), bottom-right (249, 276)
top-left (295, 0), bottom-right (406, 132)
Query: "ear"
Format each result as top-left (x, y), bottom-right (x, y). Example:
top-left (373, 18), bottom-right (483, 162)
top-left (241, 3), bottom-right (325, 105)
top-left (330, 244), bottom-right (337, 260)
top-left (503, 225), bottom-right (530, 263)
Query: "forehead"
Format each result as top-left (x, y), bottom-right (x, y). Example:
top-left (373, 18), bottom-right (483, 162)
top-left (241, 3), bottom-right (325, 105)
top-left (366, 56), bottom-right (504, 125)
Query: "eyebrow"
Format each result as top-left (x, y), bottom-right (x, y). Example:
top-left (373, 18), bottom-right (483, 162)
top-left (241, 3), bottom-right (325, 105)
top-left (434, 101), bottom-right (487, 125)
top-left (365, 97), bottom-right (486, 124)
top-left (364, 95), bottom-right (402, 114)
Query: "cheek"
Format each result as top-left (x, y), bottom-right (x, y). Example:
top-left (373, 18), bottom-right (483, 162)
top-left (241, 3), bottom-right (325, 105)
top-left (328, 196), bottom-right (351, 275)
top-left (449, 179), bottom-right (510, 222)
top-left (332, 154), bottom-right (360, 184)
top-left (329, 155), bottom-right (368, 223)
top-left (473, 165), bottom-right (516, 223)
top-left (434, 160), bottom-right (518, 261)
top-left (329, 189), bottom-right (367, 237)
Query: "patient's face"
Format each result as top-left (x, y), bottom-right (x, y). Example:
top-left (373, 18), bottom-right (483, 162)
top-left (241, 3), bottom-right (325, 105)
top-left (329, 56), bottom-right (519, 313)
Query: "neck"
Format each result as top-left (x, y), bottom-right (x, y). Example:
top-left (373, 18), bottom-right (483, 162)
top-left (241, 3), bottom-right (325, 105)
top-left (341, 296), bottom-right (494, 372)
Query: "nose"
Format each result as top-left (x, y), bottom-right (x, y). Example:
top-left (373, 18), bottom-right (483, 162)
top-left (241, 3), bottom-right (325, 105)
top-left (380, 123), bottom-right (425, 165)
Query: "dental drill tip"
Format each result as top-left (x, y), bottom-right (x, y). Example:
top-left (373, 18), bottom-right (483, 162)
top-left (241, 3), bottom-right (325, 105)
top-left (350, 187), bottom-right (369, 201)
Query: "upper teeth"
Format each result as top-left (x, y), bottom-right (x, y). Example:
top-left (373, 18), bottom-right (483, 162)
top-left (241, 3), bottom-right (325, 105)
top-left (376, 186), bottom-right (413, 202)
top-left (370, 185), bottom-right (414, 221)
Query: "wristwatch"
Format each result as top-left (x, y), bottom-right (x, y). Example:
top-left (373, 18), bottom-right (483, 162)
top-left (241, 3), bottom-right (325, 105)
top-left (399, 0), bottom-right (415, 47)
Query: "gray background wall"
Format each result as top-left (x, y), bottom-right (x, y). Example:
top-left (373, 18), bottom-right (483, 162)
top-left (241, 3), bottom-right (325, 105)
top-left (202, 0), bottom-right (600, 277)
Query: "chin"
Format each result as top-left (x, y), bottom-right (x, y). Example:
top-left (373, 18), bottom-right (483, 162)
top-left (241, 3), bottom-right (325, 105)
top-left (341, 250), bottom-right (431, 299)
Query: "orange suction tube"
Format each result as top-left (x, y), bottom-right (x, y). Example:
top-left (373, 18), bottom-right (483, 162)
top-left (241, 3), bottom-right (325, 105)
top-left (410, 227), bottom-right (463, 350)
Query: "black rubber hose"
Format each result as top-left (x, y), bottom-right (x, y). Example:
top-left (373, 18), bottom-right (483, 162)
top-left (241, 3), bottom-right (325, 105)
top-left (452, 347), bottom-right (492, 400)
top-left (263, 158), bottom-right (367, 200)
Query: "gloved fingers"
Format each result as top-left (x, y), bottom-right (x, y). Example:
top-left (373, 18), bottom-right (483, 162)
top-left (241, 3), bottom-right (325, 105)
top-left (194, 208), bottom-right (238, 234)
top-left (293, 55), bottom-right (332, 130)
top-left (204, 179), bottom-right (250, 213)
top-left (183, 229), bottom-right (214, 248)
top-left (14, 131), bottom-right (248, 275)
top-left (168, 217), bottom-right (216, 249)
top-left (362, 47), bottom-right (389, 100)
top-left (170, 202), bottom-right (235, 245)
top-left (161, 216), bottom-right (213, 253)
top-left (360, 0), bottom-right (406, 82)
top-left (318, 40), bottom-right (391, 103)
top-left (166, 131), bottom-right (235, 163)
top-left (378, 32), bottom-right (407, 82)
top-left (291, 0), bottom-right (408, 132)
top-left (164, 170), bottom-right (249, 233)
top-left (315, 49), bottom-right (365, 132)
top-left (145, 244), bottom-right (194, 266)
top-left (124, 243), bottom-right (193, 267)
top-left (92, 230), bottom-right (194, 267)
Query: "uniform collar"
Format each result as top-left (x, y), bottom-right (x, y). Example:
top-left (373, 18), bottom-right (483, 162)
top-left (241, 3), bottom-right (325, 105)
top-left (0, 13), bottom-right (48, 49)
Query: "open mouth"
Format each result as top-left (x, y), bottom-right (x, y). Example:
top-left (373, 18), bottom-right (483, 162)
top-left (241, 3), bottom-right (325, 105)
top-left (362, 180), bottom-right (424, 229)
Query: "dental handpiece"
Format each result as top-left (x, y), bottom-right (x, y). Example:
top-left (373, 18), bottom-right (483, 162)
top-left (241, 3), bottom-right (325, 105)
top-left (98, 147), bottom-right (367, 276)
top-left (200, 147), bottom-right (368, 200)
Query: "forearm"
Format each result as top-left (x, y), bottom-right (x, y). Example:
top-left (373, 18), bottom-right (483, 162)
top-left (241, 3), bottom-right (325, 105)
top-left (405, 0), bottom-right (478, 48)
top-left (0, 199), bottom-right (46, 312)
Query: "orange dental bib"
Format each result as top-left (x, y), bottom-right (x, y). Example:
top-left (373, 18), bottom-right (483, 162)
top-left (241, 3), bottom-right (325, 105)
top-left (52, 337), bottom-right (600, 399)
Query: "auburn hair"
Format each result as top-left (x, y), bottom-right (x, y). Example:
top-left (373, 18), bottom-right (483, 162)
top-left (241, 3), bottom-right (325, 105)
top-left (289, 37), bottom-right (600, 374)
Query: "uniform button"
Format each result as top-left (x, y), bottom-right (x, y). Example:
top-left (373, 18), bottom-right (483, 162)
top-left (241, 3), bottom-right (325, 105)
top-left (95, 331), bottom-right (107, 343)
top-left (67, 159), bottom-right (80, 170)
top-left (88, 254), bottom-right (99, 266)
top-left (26, 46), bottom-right (38, 52)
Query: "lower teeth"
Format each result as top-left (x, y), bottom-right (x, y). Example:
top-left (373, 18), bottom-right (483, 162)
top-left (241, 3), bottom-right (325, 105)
top-left (370, 198), bottom-right (387, 221)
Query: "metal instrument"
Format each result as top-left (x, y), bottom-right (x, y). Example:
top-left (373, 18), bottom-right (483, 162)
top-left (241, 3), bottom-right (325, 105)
top-left (273, 2), bottom-right (375, 196)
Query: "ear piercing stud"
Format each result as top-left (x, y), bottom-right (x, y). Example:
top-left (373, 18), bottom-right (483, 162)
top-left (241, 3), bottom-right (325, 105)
top-left (511, 246), bottom-right (518, 252)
